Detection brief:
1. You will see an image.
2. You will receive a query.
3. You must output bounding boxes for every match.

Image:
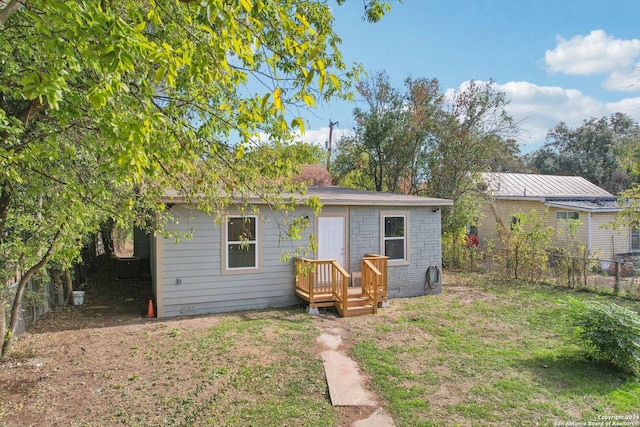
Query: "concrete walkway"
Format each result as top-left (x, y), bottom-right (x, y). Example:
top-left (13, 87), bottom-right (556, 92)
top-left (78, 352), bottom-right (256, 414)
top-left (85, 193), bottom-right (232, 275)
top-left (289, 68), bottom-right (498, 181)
top-left (317, 327), bottom-right (395, 427)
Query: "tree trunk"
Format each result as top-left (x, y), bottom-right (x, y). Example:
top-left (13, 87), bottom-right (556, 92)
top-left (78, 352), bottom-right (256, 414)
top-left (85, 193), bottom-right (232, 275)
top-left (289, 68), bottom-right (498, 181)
top-left (100, 218), bottom-right (115, 258)
top-left (0, 181), bottom-right (11, 238)
top-left (64, 268), bottom-right (73, 305)
top-left (49, 268), bottom-right (64, 306)
top-left (1, 222), bottom-right (66, 358)
top-left (0, 0), bottom-right (22, 26)
top-left (0, 296), bottom-right (6, 359)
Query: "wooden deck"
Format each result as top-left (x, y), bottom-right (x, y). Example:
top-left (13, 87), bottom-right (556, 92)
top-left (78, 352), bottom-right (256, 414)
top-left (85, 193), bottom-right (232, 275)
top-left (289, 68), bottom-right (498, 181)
top-left (295, 255), bottom-right (388, 317)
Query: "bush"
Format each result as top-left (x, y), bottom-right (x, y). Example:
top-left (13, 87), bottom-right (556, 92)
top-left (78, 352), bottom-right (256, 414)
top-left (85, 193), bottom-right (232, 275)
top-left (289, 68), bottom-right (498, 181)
top-left (564, 298), bottom-right (640, 376)
top-left (607, 261), bottom-right (635, 278)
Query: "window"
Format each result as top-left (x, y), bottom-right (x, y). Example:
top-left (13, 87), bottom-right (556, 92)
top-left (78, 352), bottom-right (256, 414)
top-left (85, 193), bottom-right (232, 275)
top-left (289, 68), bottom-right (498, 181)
top-left (556, 211), bottom-right (579, 220)
top-left (632, 224), bottom-right (640, 252)
top-left (382, 213), bottom-right (407, 262)
top-left (225, 216), bottom-right (258, 270)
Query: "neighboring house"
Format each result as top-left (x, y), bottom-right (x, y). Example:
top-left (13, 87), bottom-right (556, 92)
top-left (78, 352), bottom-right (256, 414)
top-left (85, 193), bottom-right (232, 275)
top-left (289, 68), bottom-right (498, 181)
top-left (478, 172), bottom-right (633, 259)
top-left (149, 186), bottom-right (452, 318)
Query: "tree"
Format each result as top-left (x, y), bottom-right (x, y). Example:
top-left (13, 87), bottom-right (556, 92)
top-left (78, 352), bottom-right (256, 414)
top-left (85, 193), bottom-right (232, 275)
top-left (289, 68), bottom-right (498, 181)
top-left (495, 209), bottom-right (552, 281)
top-left (333, 71), bottom-right (406, 192)
top-left (426, 80), bottom-right (518, 238)
top-left (0, 0), bottom-right (393, 357)
top-left (333, 77), bottom-right (518, 267)
top-left (333, 72), bottom-right (443, 193)
top-left (528, 113), bottom-right (640, 194)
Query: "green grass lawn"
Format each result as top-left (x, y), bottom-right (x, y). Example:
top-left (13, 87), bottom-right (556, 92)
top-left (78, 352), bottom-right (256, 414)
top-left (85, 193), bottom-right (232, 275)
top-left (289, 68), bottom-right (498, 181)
top-left (348, 272), bottom-right (640, 426)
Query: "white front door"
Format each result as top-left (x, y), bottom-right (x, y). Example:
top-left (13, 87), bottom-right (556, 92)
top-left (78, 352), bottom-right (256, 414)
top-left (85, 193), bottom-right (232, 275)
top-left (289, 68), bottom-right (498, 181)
top-left (318, 216), bottom-right (345, 267)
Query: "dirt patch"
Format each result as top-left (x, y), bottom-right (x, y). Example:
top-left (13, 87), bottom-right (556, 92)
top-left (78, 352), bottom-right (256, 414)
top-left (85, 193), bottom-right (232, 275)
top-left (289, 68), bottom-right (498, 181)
top-left (31, 260), bottom-right (153, 334)
top-left (1, 262), bottom-right (352, 426)
top-left (0, 270), bottom-right (487, 426)
top-left (439, 284), bottom-right (499, 305)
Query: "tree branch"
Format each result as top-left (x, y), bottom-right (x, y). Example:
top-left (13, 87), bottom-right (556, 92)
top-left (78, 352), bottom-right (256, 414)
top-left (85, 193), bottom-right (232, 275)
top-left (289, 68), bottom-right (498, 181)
top-left (0, 97), bottom-right (48, 146)
top-left (0, 0), bottom-right (24, 27)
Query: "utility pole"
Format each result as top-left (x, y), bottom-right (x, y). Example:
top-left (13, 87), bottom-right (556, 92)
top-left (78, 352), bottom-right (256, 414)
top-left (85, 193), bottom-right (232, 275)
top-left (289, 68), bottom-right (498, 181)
top-left (326, 120), bottom-right (338, 172)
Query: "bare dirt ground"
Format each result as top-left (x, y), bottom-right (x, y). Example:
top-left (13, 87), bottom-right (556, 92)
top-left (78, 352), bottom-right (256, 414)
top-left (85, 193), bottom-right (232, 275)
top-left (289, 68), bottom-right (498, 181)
top-left (0, 260), bottom-right (384, 426)
top-left (0, 265), bottom-right (496, 426)
top-left (31, 261), bottom-right (153, 333)
top-left (0, 259), bottom-right (158, 426)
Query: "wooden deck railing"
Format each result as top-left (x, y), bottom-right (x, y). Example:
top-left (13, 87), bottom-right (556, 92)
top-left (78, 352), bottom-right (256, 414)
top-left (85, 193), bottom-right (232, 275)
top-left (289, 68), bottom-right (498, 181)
top-left (296, 255), bottom-right (387, 317)
top-left (295, 258), bottom-right (350, 315)
top-left (331, 261), bottom-right (350, 317)
top-left (361, 259), bottom-right (380, 314)
top-left (362, 254), bottom-right (389, 307)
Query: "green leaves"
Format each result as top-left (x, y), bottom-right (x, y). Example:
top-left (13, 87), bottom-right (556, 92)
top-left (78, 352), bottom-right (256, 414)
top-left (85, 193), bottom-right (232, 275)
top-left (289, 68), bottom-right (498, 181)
top-left (564, 297), bottom-right (640, 376)
top-left (20, 69), bottom-right (67, 110)
top-left (0, 0), bottom-right (387, 304)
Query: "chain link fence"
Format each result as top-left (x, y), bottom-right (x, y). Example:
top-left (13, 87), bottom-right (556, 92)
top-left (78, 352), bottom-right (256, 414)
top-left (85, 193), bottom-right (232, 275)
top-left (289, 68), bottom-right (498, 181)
top-left (3, 233), bottom-right (106, 338)
top-left (457, 246), bottom-right (640, 300)
top-left (544, 255), bottom-right (640, 299)
top-left (6, 276), bottom-right (56, 337)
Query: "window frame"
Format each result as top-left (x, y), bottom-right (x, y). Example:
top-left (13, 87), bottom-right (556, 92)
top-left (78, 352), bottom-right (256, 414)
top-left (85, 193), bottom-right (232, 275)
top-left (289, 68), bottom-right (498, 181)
top-left (380, 211), bottom-right (410, 266)
top-left (221, 215), bottom-right (261, 275)
top-left (556, 211), bottom-right (579, 220)
top-left (632, 224), bottom-right (640, 252)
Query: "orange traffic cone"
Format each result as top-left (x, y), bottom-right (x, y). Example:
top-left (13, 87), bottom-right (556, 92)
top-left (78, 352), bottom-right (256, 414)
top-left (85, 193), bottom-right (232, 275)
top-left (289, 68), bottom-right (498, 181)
top-left (146, 299), bottom-right (155, 318)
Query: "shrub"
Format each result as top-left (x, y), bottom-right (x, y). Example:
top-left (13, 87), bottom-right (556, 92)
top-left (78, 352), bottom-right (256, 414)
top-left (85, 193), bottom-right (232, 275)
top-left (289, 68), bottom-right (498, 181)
top-left (496, 210), bottom-right (552, 281)
top-left (607, 261), bottom-right (635, 278)
top-left (442, 231), bottom-right (482, 269)
top-left (564, 298), bottom-right (640, 376)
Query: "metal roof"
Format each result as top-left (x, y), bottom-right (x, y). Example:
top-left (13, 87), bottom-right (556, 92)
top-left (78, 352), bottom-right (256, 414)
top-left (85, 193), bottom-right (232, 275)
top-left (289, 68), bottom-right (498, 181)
top-left (545, 199), bottom-right (622, 213)
top-left (482, 172), bottom-right (614, 199)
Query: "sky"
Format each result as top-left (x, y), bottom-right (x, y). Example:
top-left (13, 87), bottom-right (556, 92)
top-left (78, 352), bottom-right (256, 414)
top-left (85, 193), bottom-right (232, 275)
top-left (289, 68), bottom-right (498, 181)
top-left (298, 0), bottom-right (640, 154)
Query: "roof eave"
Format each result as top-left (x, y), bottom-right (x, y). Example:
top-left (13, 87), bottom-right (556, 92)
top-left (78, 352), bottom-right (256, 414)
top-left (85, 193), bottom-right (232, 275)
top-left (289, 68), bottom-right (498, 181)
top-left (544, 201), bottom-right (623, 213)
top-left (317, 198), bottom-right (454, 207)
top-left (161, 194), bottom-right (454, 208)
top-left (492, 195), bottom-right (547, 202)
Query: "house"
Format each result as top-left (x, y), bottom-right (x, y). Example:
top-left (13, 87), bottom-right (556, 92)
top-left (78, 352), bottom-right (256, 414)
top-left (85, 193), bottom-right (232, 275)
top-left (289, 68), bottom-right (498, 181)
top-left (477, 172), bottom-right (633, 259)
top-left (149, 186), bottom-right (452, 318)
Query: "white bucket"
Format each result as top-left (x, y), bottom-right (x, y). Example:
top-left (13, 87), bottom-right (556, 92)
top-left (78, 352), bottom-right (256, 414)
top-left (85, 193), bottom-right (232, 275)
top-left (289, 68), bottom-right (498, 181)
top-left (72, 291), bottom-right (85, 306)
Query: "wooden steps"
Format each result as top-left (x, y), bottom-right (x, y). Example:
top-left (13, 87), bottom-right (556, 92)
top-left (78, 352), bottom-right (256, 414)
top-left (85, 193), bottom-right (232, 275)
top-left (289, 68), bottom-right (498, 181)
top-left (344, 287), bottom-right (374, 317)
top-left (295, 256), bottom-right (388, 318)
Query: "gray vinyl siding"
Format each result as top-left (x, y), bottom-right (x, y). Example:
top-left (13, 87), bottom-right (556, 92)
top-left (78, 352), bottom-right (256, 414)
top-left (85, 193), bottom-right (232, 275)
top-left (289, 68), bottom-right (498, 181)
top-left (349, 206), bottom-right (443, 298)
top-left (160, 205), bottom-right (313, 317)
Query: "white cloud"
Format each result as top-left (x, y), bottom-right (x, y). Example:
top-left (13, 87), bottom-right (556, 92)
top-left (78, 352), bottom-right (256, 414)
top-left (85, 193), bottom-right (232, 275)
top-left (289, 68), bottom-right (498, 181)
top-left (602, 67), bottom-right (640, 91)
top-left (545, 30), bottom-right (640, 75)
top-left (496, 81), bottom-right (640, 151)
top-left (305, 81), bottom-right (640, 155)
top-left (294, 126), bottom-right (354, 147)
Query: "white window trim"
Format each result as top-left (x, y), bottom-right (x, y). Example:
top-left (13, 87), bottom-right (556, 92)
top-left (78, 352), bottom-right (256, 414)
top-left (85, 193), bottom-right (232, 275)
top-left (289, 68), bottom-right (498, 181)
top-left (556, 211), bottom-right (579, 220)
top-left (631, 224), bottom-right (640, 252)
top-left (380, 210), bottom-right (410, 266)
top-left (221, 215), bottom-right (262, 275)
